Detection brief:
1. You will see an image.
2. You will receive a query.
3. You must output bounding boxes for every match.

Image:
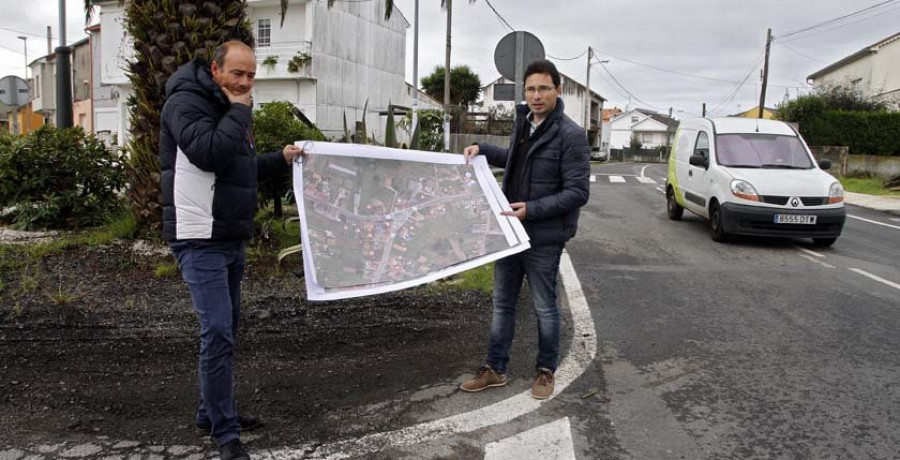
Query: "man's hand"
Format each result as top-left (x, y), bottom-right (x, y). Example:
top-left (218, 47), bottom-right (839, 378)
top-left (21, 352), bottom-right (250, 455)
top-left (463, 145), bottom-right (480, 164)
top-left (222, 86), bottom-right (251, 107)
top-left (282, 144), bottom-right (306, 164)
top-left (501, 202), bottom-right (526, 220)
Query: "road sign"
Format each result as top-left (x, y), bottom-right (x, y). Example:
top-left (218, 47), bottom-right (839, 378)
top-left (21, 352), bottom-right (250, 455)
top-left (493, 31), bottom-right (545, 105)
top-left (0, 75), bottom-right (29, 106)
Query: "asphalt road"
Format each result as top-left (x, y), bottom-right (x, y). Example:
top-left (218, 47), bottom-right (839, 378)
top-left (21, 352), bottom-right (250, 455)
top-left (565, 161), bottom-right (900, 459)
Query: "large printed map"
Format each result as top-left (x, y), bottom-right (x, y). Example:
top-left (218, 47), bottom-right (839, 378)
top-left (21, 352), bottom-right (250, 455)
top-left (292, 142), bottom-right (530, 301)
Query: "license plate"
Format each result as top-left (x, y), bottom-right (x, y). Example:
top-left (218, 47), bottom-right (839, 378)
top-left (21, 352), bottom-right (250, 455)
top-left (774, 214), bottom-right (817, 225)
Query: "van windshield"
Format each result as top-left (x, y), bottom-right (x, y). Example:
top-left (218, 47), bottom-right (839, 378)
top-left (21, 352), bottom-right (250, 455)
top-left (715, 134), bottom-right (814, 169)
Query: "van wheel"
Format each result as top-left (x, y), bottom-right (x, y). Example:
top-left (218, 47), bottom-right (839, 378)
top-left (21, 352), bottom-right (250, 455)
top-left (709, 201), bottom-right (728, 242)
top-left (812, 237), bottom-right (837, 247)
top-left (666, 186), bottom-right (683, 220)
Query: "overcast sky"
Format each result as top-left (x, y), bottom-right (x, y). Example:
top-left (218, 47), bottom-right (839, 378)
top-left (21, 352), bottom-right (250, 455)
top-left (2, 0), bottom-right (898, 118)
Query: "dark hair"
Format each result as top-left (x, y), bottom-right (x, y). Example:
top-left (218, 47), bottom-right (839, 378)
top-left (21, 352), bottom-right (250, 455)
top-left (212, 41), bottom-right (253, 67)
top-left (524, 59), bottom-right (561, 87)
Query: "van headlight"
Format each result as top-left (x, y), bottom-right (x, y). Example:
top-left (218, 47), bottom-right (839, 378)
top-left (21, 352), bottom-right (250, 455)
top-left (731, 179), bottom-right (760, 202)
top-left (828, 182), bottom-right (844, 204)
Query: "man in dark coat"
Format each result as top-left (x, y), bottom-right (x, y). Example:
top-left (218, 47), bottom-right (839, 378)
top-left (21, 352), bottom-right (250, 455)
top-left (159, 40), bottom-right (303, 460)
top-left (460, 59), bottom-right (590, 400)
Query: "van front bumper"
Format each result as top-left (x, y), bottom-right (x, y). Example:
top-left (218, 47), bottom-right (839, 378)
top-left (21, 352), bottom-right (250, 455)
top-left (720, 203), bottom-right (845, 238)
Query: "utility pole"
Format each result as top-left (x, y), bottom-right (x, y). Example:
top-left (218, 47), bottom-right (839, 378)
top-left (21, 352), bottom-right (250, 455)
top-left (56, 0), bottom-right (73, 128)
top-left (411, 0), bottom-right (419, 140)
top-left (702, 103), bottom-right (706, 117)
top-left (758, 28), bottom-right (772, 119)
top-left (18, 36), bottom-right (29, 132)
top-left (584, 47), bottom-right (591, 139)
top-left (443, 0), bottom-right (452, 152)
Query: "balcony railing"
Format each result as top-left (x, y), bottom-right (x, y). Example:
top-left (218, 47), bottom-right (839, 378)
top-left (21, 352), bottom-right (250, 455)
top-left (255, 42), bottom-right (313, 79)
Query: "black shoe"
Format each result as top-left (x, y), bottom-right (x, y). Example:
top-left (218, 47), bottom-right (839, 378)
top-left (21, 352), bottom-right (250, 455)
top-left (197, 415), bottom-right (264, 436)
top-left (219, 439), bottom-right (250, 460)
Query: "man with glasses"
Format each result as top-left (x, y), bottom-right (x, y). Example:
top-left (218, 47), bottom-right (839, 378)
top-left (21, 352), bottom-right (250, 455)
top-left (461, 59), bottom-right (590, 399)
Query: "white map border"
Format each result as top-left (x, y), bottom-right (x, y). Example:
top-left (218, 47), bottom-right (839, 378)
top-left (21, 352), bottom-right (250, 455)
top-left (292, 141), bottom-right (530, 301)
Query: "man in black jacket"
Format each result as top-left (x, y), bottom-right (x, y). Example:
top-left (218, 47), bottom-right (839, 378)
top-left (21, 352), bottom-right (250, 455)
top-left (460, 59), bottom-right (590, 400)
top-left (160, 41), bottom-right (303, 460)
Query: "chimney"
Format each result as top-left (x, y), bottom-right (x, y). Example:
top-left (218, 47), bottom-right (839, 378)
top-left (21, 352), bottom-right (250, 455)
top-left (47, 26), bottom-right (52, 55)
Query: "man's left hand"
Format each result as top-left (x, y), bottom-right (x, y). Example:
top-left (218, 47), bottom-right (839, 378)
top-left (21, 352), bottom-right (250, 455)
top-left (282, 145), bottom-right (306, 164)
top-left (501, 202), bottom-right (526, 220)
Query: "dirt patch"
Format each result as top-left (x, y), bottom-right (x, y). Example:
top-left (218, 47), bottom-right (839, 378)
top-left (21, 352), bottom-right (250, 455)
top-left (0, 241), bottom-right (492, 448)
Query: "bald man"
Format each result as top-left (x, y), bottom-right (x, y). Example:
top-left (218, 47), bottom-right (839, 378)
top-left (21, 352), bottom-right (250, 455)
top-left (159, 41), bottom-right (303, 460)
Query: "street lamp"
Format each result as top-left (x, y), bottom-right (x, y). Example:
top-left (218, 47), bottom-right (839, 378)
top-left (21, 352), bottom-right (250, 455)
top-left (17, 36), bottom-right (29, 132)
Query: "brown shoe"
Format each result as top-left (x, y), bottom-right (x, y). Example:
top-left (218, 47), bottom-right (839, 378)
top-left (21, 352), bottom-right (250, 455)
top-left (531, 368), bottom-right (555, 399)
top-left (460, 365), bottom-right (508, 392)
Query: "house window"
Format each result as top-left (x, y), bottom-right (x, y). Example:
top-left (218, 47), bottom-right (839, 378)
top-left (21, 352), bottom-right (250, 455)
top-left (257, 18), bottom-right (271, 47)
top-left (851, 78), bottom-right (863, 97)
top-left (631, 116), bottom-right (638, 123)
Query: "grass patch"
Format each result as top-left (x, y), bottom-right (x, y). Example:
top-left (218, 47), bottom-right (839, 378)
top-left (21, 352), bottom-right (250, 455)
top-left (839, 177), bottom-right (900, 196)
top-left (22, 211), bottom-right (137, 260)
top-left (153, 261), bottom-right (179, 278)
top-left (443, 263), bottom-right (494, 294)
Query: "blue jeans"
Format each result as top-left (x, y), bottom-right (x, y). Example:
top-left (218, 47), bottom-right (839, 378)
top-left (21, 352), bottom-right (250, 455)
top-left (486, 243), bottom-right (564, 375)
top-left (170, 239), bottom-right (246, 445)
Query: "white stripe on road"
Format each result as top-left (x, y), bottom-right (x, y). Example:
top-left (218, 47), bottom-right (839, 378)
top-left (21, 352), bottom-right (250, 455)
top-left (848, 214), bottom-right (900, 231)
top-left (799, 254), bottom-right (836, 269)
top-left (636, 177), bottom-right (657, 184)
top-left (609, 176), bottom-right (626, 183)
top-left (793, 246), bottom-right (826, 258)
top-left (594, 173), bottom-right (637, 177)
top-left (655, 186), bottom-right (665, 194)
top-left (590, 175), bottom-right (596, 183)
top-left (484, 417), bottom-right (576, 460)
top-left (640, 164), bottom-right (653, 179)
top-left (848, 268), bottom-right (900, 292)
top-left (262, 251), bottom-right (597, 459)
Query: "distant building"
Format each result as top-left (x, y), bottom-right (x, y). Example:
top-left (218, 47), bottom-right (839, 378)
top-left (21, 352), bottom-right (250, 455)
top-left (608, 108), bottom-right (678, 150)
top-left (28, 54), bottom-right (56, 125)
top-left (481, 73), bottom-right (606, 149)
top-left (600, 107), bottom-right (623, 153)
top-left (730, 106), bottom-right (776, 120)
top-left (807, 32), bottom-right (900, 109)
top-left (92, 0), bottom-right (418, 145)
top-left (71, 38), bottom-right (93, 132)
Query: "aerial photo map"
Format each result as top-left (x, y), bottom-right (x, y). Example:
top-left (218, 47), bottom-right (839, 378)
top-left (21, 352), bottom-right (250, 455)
top-left (292, 142), bottom-right (529, 301)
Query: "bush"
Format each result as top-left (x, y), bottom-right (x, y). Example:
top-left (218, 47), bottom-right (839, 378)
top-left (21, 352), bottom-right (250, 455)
top-left (0, 125), bottom-right (126, 230)
top-left (253, 101), bottom-right (326, 217)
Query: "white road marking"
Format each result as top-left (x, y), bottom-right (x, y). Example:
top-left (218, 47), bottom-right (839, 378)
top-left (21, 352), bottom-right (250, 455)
top-left (640, 164), bottom-right (652, 178)
top-left (636, 177), bottom-right (657, 184)
top-left (848, 268), bottom-right (900, 292)
top-left (484, 417), bottom-right (576, 460)
top-left (655, 186), bottom-right (665, 194)
top-left (793, 246), bottom-right (826, 258)
top-left (799, 254), bottom-right (836, 269)
top-left (590, 175), bottom-right (596, 183)
top-left (609, 176), bottom-right (626, 183)
top-left (262, 251), bottom-right (597, 459)
top-left (594, 173), bottom-right (637, 177)
top-left (848, 214), bottom-right (900, 231)
top-left (891, 218), bottom-right (900, 223)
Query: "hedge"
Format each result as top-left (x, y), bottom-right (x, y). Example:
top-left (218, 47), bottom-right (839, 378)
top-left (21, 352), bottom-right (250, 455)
top-left (801, 110), bottom-right (900, 156)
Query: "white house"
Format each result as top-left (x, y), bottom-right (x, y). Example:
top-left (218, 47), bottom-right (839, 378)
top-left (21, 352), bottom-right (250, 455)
top-left (480, 73), bottom-right (605, 149)
top-left (92, 0), bottom-right (421, 145)
top-left (608, 108), bottom-right (678, 150)
top-left (28, 54), bottom-right (56, 125)
top-left (807, 32), bottom-right (900, 109)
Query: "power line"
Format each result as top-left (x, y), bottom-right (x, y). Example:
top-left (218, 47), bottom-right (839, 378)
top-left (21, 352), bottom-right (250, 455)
top-left (777, 0), bottom-right (898, 40)
top-left (482, 0), bottom-right (515, 32)
top-left (775, 41), bottom-right (826, 63)
top-left (548, 49), bottom-right (588, 61)
top-left (779, 3), bottom-right (900, 44)
top-left (708, 52), bottom-right (765, 116)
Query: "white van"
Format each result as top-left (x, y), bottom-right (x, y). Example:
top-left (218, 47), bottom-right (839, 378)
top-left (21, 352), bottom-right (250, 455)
top-left (665, 117), bottom-right (845, 246)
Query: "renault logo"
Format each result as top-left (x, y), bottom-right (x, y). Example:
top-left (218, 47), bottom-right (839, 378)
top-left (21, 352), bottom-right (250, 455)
top-left (790, 198), bottom-right (800, 207)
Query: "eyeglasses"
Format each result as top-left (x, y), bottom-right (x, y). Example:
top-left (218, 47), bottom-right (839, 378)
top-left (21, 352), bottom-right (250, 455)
top-left (525, 86), bottom-right (556, 95)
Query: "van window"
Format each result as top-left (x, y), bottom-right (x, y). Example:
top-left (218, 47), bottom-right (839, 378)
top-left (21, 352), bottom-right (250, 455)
top-left (694, 132), bottom-right (710, 159)
top-left (716, 134), bottom-right (813, 169)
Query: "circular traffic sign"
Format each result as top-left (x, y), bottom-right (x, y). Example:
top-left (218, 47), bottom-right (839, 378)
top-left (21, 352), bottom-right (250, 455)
top-left (494, 31), bottom-right (545, 82)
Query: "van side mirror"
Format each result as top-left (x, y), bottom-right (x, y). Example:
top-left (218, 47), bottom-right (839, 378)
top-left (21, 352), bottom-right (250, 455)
top-left (689, 154), bottom-right (708, 168)
top-left (818, 159), bottom-right (832, 170)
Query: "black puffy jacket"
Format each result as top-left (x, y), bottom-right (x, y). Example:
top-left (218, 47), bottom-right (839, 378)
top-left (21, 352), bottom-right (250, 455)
top-left (159, 59), bottom-right (287, 241)
top-left (478, 99), bottom-right (590, 246)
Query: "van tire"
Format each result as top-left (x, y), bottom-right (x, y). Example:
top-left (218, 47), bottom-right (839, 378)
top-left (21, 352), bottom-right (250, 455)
top-left (667, 186), bottom-right (684, 220)
top-left (812, 237), bottom-right (837, 247)
top-left (709, 201), bottom-right (729, 242)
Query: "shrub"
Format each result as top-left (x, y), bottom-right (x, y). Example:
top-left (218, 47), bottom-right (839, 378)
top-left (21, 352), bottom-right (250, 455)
top-left (0, 125), bottom-right (126, 230)
top-left (252, 101), bottom-right (326, 217)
